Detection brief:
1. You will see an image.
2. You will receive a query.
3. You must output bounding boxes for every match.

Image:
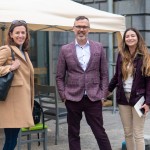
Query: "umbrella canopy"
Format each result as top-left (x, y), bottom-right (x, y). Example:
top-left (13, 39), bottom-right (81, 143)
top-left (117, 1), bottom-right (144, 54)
top-left (0, 0), bottom-right (125, 32)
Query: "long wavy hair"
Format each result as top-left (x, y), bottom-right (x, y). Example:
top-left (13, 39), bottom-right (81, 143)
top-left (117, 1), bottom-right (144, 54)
top-left (6, 20), bottom-right (30, 52)
top-left (119, 27), bottom-right (150, 80)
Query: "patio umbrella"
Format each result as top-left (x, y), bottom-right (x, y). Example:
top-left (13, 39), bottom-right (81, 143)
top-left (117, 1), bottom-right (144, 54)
top-left (0, 0), bottom-right (125, 34)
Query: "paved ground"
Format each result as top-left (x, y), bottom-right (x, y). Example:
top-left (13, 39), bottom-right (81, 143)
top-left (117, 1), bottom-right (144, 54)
top-left (0, 106), bottom-right (150, 150)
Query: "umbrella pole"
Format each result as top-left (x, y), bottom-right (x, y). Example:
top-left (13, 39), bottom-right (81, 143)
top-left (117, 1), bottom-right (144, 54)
top-left (1, 25), bottom-right (6, 45)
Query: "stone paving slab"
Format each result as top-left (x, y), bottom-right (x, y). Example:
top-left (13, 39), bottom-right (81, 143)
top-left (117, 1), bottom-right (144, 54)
top-left (0, 109), bottom-right (150, 150)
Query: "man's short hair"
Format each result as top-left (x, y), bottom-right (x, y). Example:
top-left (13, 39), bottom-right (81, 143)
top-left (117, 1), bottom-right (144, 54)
top-left (75, 16), bottom-right (89, 21)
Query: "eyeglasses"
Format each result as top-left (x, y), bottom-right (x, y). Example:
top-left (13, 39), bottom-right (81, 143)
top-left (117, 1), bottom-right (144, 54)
top-left (11, 20), bottom-right (27, 25)
top-left (74, 26), bottom-right (90, 30)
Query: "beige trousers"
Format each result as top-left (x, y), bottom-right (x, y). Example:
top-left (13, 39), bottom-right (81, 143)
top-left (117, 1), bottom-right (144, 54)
top-left (118, 93), bottom-right (145, 150)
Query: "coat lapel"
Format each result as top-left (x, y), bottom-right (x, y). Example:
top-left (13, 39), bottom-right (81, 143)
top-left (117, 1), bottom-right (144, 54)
top-left (10, 45), bottom-right (27, 63)
top-left (24, 52), bottom-right (34, 74)
top-left (10, 45), bottom-right (34, 74)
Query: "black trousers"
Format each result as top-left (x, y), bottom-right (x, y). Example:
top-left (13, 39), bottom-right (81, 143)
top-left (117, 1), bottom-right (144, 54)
top-left (65, 96), bottom-right (112, 150)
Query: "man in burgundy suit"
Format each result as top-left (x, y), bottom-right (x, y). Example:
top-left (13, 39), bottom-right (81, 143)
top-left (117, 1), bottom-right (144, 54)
top-left (56, 16), bottom-right (112, 150)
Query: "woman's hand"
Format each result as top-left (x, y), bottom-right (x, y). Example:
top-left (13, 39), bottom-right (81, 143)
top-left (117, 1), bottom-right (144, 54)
top-left (141, 104), bottom-right (150, 115)
top-left (10, 59), bottom-right (20, 71)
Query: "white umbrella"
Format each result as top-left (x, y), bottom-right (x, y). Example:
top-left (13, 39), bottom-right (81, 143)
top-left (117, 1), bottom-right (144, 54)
top-left (0, 0), bottom-right (126, 44)
top-left (0, 0), bottom-right (125, 32)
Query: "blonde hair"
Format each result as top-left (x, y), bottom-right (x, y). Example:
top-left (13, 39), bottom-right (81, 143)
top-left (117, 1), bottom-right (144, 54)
top-left (119, 28), bottom-right (150, 80)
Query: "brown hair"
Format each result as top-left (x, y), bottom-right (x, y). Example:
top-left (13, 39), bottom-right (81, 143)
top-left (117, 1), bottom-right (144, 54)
top-left (119, 27), bottom-right (150, 80)
top-left (6, 20), bottom-right (30, 52)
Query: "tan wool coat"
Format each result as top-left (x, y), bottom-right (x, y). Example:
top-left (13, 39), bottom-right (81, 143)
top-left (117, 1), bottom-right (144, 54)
top-left (0, 45), bottom-right (34, 128)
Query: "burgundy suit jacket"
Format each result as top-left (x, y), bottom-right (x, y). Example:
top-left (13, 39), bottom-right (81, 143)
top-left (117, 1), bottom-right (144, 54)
top-left (108, 53), bottom-right (150, 106)
top-left (56, 40), bottom-right (108, 102)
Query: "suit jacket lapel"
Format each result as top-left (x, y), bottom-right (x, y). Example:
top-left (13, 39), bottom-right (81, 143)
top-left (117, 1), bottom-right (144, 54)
top-left (71, 42), bottom-right (84, 71)
top-left (85, 40), bottom-right (94, 71)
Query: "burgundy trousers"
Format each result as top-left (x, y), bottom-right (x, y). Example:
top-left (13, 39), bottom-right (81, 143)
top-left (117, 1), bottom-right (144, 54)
top-left (65, 95), bottom-right (112, 150)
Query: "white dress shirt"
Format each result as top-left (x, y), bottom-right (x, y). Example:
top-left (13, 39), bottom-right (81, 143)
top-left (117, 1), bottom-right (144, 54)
top-left (75, 40), bottom-right (90, 71)
top-left (75, 40), bottom-right (90, 95)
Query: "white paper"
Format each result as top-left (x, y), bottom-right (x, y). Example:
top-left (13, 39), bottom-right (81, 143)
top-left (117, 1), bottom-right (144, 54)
top-left (134, 96), bottom-right (145, 117)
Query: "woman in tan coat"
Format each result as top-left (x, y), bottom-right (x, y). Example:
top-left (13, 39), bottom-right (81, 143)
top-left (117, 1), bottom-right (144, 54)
top-left (0, 20), bottom-right (34, 150)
